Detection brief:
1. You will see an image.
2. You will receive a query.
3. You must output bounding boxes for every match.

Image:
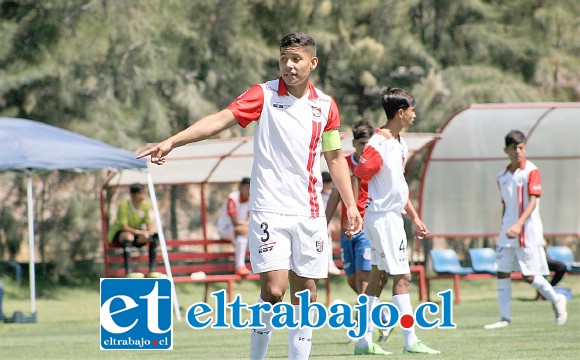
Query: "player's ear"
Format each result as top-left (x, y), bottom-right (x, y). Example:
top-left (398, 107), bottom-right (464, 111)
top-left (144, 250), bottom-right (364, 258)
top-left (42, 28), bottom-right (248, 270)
top-left (310, 56), bottom-right (318, 71)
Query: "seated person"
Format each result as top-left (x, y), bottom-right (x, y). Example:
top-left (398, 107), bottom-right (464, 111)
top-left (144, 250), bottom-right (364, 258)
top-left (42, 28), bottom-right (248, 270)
top-left (108, 183), bottom-right (160, 278)
top-left (216, 177), bottom-right (251, 276)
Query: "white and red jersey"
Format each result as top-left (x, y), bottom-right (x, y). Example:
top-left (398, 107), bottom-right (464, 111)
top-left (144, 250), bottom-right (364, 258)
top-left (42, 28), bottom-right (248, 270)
top-left (227, 78), bottom-right (340, 217)
top-left (354, 128), bottom-right (409, 214)
top-left (217, 190), bottom-right (250, 230)
top-left (497, 158), bottom-right (543, 247)
top-left (339, 153), bottom-right (368, 228)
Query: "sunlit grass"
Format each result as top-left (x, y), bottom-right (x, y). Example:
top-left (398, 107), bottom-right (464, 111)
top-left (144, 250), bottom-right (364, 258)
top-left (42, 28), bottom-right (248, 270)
top-left (1, 275), bottom-right (579, 359)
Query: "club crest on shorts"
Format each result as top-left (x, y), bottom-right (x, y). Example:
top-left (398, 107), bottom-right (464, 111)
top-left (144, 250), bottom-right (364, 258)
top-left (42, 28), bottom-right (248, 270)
top-left (316, 239), bottom-right (324, 253)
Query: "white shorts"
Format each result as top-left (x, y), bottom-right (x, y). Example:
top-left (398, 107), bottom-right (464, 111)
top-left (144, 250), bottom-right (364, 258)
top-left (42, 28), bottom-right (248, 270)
top-left (248, 211), bottom-right (329, 279)
top-left (496, 245), bottom-right (549, 276)
top-left (364, 211), bottom-right (410, 275)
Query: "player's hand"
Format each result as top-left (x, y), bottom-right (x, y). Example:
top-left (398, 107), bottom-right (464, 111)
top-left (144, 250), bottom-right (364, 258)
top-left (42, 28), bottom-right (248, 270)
top-left (136, 140), bottom-right (173, 165)
top-left (506, 223), bottom-right (522, 238)
top-left (344, 205), bottom-right (363, 238)
top-left (234, 223), bottom-right (249, 236)
top-left (413, 217), bottom-right (429, 240)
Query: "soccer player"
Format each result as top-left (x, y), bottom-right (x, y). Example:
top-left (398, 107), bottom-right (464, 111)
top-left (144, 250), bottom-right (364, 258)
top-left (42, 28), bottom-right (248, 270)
top-left (107, 183), bottom-right (160, 278)
top-left (484, 130), bottom-right (567, 329)
top-left (326, 120), bottom-right (392, 343)
top-left (352, 88), bottom-right (440, 355)
top-left (137, 32), bottom-right (362, 360)
top-left (216, 177), bottom-right (251, 275)
top-left (325, 121), bottom-right (373, 294)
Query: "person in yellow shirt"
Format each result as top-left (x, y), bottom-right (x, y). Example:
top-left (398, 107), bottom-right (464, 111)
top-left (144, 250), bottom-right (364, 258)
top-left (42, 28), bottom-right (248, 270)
top-left (108, 183), bottom-right (160, 277)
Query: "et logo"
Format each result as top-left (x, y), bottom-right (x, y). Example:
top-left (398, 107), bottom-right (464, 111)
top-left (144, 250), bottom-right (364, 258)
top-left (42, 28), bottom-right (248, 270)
top-left (100, 278), bottom-right (173, 350)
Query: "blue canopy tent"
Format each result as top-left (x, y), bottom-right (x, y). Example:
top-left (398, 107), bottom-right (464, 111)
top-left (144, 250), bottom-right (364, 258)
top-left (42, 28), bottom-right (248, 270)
top-left (0, 118), bottom-right (179, 321)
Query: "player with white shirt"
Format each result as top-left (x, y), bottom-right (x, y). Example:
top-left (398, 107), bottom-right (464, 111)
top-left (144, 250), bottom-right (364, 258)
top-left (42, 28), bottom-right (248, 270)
top-left (353, 87), bottom-right (440, 355)
top-left (484, 130), bottom-right (567, 329)
top-left (325, 121), bottom-right (374, 295)
top-left (137, 32), bottom-right (362, 360)
top-left (216, 177), bottom-right (251, 275)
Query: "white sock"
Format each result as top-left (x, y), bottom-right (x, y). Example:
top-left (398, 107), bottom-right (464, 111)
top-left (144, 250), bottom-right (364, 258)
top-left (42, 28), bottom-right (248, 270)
top-left (328, 240), bottom-right (335, 264)
top-left (392, 294), bottom-right (418, 349)
top-left (235, 235), bottom-right (248, 268)
top-left (288, 305), bottom-right (313, 360)
top-left (250, 297), bottom-right (273, 360)
top-left (497, 278), bottom-right (512, 321)
top-left (356, 296), bottom-right (378, 349)
top-left (531, 275), bottom-right (558, 303)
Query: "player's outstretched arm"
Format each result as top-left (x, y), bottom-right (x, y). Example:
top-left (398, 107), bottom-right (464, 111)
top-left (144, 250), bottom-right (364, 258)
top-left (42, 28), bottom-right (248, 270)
top-left (325, 149), bottom-right (363, 236)
top-left (137, 109), bottom-right (238, 164)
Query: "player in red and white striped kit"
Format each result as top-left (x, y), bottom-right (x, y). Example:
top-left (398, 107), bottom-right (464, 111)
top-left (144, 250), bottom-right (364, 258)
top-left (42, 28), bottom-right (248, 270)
top-left (353, 88), bottom-right (439, 355)
top-left (138, 32), bottom-right (362, 360)
top-left (484, 130), bottom-right (567, 329)
top-left (216, 177), bottom-right (251, 275)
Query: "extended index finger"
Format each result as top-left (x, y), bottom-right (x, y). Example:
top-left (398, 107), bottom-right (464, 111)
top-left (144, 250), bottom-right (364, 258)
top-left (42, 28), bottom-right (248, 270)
top-left (136, 147), bottom-right (156, 159)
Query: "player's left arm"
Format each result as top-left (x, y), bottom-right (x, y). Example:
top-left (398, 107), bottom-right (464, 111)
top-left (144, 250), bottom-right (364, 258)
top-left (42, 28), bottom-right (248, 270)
top-left (405, 199), bottom-right (429, 239)
top-left (323, 132), bottom-right (362, 236)
top-left (506, 169), bottom-right (541, 238)
top-left (506, 195), bottom-right (538, 238)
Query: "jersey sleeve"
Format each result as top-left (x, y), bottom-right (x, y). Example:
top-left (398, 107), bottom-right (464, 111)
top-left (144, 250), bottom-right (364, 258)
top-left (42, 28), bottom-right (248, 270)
top-left (354, 145), bottom-right (382, 181)
top-left (323, 98), bottom-right (340, 131)
top-left (497, 178), bottom-right (505, 205)
top-left (226, 197), bottom-right (237, 217)
top-left (226, 84), bottom-right (264, 128)
top-left (528, 169), bottom-right (542, 197)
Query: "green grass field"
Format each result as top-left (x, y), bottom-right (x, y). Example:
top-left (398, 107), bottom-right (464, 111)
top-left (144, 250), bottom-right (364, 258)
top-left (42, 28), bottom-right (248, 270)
top-left (1, 275), bottom-right (579, 359)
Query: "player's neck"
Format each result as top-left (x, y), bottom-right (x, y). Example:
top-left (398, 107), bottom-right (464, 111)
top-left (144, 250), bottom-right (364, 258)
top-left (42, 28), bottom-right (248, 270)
top-left (381, 122), bottom-right (402, 138)
top-left (131, 198), bottom-right (142, 209)
top-left (508, 161), bottom-right (521, 173)
top-left (285, 82), bottom-right (309, 99)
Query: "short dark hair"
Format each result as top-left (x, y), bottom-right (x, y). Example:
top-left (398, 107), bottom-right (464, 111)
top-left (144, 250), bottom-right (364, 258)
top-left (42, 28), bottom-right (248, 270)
top-left (280, 32), bottom-right (316, 56)
top-left (381, 87), bottom-right (415, 120)
top-left (505, 130), bottom-right (526, 147)
top-left (321, 171), bottom-right (332, 184)
top-left (130, 183), bottom-right (144, 194)
top-left (240, 177), bottom-right (251, 185)
top-left (352, 120), bottom-right (374, 140)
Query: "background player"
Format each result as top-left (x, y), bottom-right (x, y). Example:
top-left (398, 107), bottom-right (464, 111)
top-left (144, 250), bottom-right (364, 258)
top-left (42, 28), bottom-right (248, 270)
top-left (484, 130), bottom-right (567, 329)
top-left (353, 88), bottom-right (439, 355)
top-left (216, 177), bottom-right (251, 275)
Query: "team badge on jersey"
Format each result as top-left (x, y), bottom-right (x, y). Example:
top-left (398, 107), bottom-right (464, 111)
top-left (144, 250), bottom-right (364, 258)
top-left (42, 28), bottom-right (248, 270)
top-left (311, 106), bottom-right (322, 118)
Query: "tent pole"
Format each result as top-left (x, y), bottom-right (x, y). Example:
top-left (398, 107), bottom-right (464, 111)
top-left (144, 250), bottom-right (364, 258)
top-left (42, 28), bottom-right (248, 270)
top-left (200, 183), bottom-right (207, 251)
top-left (146, 172), bottom-right (182, 322)
top-left (26, 175), bottom-right (37, 321)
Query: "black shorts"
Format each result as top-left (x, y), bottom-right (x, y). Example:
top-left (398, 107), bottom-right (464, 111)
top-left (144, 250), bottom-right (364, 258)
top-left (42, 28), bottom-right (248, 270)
top-left (111, 230), bottom-right (150, 248)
